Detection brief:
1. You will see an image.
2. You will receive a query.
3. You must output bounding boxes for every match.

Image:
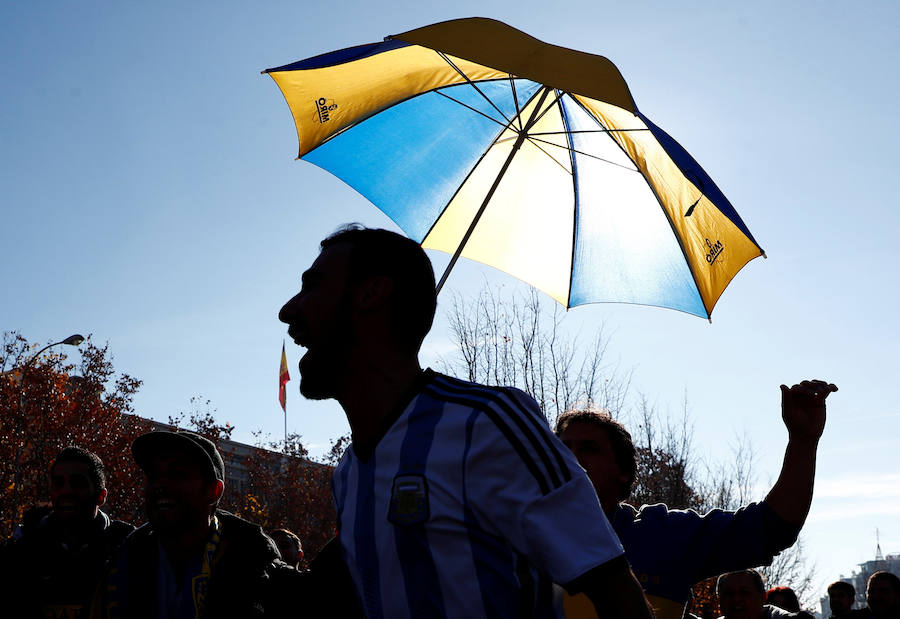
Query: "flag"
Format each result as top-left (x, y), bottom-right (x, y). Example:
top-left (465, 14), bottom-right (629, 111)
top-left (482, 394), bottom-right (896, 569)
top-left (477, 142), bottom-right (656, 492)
top-left (279, 342), bottom-right (290, 412)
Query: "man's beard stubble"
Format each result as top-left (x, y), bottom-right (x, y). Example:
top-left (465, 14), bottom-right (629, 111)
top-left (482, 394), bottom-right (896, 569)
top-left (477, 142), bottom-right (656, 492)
top-left (298, 303), bottom-right (355, 400)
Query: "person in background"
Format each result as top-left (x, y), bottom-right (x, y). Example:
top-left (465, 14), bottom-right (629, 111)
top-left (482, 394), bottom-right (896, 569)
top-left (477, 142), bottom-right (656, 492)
top-left (93, 430), bottom-right (294, 618)
top-left (270, 528), bottom-right (303, 569)
top-left (556, 379), bottom-right (837, 619)
top-left (766, 586), bottom-right (813, 618)
top-left (826, 581), bottom-right (859, 618)
top-left (717, 570), bottom-right (803, 619)
top-left (864, 571), bottom-right (900, 619)
top-left (0, 446), bottom-right (134, 619)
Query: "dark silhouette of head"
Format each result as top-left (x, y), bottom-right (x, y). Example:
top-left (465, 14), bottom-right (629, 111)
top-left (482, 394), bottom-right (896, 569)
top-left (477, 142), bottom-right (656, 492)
top-left (766, 586), bottom-right (801, 612)
top-left (319, 225), bottom-right (437, 353)
top-left (555, 408), bottom-right (636, 504)
top-left (827, 581), bottom-right (855, 616)
top-left (49, 446), bottom-right (108, 523)
top-left (717, 569), bottom-right (767, 619)
top-left (270, 528), bottom-right (303, 568)
top-left (279, 225), bottom-right (437, 400)
top-left (132, 431), bottom-right (226, 536)
top-left (867, 571), bottom-right (900, 617)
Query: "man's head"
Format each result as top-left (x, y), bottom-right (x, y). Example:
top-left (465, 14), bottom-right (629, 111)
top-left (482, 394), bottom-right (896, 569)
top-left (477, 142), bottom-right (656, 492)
top-left (765, 586), bottom-right (800, 613)
top-left (867, 571), bottom-right (900, 616)
top-left (270, 528), bottom-right (303, 568)
top-left (555, 408), bottom-right (636, 513)
top-left (278, 225), bottom-right (437, 400)
top-left (49, 446), bottom-right (108, 524)
top-left (716, 570), bottom-right (767, 619)
top-left (827, 581), bottom-right (856, 615)
top-left (132, 431), bottom-right (225, 536)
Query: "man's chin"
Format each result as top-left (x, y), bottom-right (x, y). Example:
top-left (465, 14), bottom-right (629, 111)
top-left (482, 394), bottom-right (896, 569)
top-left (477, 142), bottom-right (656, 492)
top-left (299, 377), bottom-right (336, 400)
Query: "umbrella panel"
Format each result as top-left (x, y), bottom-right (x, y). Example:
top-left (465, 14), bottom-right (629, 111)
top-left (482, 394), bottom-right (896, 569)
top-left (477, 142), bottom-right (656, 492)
top-left (304, 79), bottom-right (542, 242)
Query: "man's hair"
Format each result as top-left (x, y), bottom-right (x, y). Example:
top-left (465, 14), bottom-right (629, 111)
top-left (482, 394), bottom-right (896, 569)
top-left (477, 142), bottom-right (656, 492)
top-left (51, 446), bottom-right (106, 494)
top-left (321, 225), bottom-right (436, 353)
top-left (766, 586), bottom-right (801, 612)
top-left (868, 571), bottom-right (900, 592)
top-left (554, 408), bottom-right (637, 501)
top-left (828, 581), bottom-right (855, 598)
top-left (271, 528), bottom-right (302, 552)
top-left (716, 569), bottom-right (766, 595)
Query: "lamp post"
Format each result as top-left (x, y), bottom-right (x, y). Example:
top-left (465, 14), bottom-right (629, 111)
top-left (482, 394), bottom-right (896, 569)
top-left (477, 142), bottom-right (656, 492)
top-left (12, 333), bottom-right (85, 519)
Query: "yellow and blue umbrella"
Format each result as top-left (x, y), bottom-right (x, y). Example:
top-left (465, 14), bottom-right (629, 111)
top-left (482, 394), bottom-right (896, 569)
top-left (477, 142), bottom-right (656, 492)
top-left (265, 18), bottom-right (764, 319)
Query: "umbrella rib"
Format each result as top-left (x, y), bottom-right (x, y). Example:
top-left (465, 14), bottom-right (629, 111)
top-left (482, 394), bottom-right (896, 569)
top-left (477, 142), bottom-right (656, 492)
top-left (419, 85), bottom-right (549, 249)
top-left (570, 95), bottom-right (713, 317)
top-left (509, 75), bottom-right (523, 131)
top-left (527, 89), bottom-right (566, 129)
top-left (523, 136), bottom-right (572, 175)
top-left (527, 136), bottom-right (639, 172)
top-left (436, 51), bottom-right (515, 128)
top-left (434, 90), bottom-right (512, 130)
top-left (529, 128), bottom-right (649, 136)
top-left (558, 93), bottom-right (580, 309)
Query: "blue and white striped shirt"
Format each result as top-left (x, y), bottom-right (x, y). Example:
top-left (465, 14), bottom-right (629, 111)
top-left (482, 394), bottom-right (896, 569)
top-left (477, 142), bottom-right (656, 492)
top-left (333, 370), bottom-right (624, 619)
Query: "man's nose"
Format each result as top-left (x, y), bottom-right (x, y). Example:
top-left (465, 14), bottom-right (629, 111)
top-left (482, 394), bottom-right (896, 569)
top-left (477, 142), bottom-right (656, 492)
top-left (279, 294), bottom-right (299, 324)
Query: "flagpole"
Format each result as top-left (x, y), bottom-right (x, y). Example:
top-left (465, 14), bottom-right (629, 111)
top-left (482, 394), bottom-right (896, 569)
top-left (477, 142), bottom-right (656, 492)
top-left (280, 340), bottom-right (290, 454)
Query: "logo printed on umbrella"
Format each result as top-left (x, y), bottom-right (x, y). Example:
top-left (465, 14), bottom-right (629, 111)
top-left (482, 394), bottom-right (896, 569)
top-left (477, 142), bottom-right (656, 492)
top-left (705, 238), bottom-right (724, 264)
top-left (314, 97), bottom-right (338, 123)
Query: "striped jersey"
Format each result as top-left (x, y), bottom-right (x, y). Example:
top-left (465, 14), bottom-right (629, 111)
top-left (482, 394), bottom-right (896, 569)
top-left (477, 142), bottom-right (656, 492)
top-left (332, 370), bottom-right (624, 619)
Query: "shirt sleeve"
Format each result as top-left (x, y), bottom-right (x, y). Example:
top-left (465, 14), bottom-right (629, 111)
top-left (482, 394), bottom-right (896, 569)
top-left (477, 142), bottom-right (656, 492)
top-left (463, 387), bottom-right (624, 584)
top-left (624, 500), bottom-right (802, 588)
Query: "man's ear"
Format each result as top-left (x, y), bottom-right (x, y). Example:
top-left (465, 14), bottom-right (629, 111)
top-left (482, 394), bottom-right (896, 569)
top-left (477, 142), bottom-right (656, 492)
top-left (96, 488), bottom-right (108, 507)
top-left (209, 480), bottom-right (224, 504)
top-left (355, 275), bottom-right (393, 312)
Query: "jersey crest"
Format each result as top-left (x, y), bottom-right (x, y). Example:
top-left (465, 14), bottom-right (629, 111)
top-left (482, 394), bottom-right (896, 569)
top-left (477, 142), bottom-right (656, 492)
top-left (389, 474), bottom-right (429, 525)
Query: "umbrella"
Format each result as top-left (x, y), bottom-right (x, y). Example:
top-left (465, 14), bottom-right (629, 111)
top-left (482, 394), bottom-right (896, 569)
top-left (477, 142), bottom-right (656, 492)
top-left (264, 17), bottom-right (764, 319)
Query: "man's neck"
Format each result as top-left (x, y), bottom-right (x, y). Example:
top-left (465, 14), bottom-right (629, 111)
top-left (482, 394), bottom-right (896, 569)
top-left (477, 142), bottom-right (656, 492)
top-left (158, 516), bottom-right (215, 571)
top-left (338, 356), bottom-right (423, 456)
top-left (56, 510), bottom-right (99, 548)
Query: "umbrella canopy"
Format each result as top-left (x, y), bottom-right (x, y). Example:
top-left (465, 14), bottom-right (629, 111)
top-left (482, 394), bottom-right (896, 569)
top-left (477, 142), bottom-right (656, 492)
top-left (264, 17), bottom-right (764, 319)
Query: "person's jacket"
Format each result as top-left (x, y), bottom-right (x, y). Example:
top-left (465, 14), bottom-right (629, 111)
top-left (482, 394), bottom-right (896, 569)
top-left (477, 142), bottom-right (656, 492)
top-left (93, 510), bottom-right (297, 618)
top-left (0, 510), bottom-right (134, 619)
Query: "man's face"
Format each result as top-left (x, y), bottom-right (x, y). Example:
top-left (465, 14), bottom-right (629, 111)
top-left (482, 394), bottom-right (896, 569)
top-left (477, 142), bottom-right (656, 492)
top-left (559, 421), bottom-right (629, 513)
top-left (717, 573), bottom-right (766, 619)
top-left (49, 460), bottom-right (105, 524)
top-left (867, 578), bottom-right (898, 616)
top-left (144, 451), bottom-right (219, 536)
top-left (829, 588), bottom-right (853, 615)
top-left (279, 244), bottom-right (357, 400)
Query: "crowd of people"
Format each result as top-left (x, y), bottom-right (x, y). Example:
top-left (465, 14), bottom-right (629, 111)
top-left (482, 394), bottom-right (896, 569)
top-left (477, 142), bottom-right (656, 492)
top-left (1, 225), bottom-right (890, 619)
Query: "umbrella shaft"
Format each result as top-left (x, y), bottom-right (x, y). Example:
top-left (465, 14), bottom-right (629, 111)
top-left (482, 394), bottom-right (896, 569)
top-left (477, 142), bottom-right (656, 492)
top-left (436, 86), bottom-right (553, 293)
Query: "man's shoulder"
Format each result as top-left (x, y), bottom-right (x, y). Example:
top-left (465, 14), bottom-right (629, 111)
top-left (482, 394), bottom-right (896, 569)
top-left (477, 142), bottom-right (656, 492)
top-left (216, 511), bottom-right (279, 562)
top-left (423, 372), bottom-right (544, 422)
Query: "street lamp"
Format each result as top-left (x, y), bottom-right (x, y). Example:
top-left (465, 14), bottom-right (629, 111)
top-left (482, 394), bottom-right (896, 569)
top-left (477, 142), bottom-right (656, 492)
top-left (12, 333), bottom-right (85, 516)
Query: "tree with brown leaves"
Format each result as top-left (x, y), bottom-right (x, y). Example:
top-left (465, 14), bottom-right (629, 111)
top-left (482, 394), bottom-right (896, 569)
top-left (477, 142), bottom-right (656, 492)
top-left (0, 332), bottom-right (151, 537)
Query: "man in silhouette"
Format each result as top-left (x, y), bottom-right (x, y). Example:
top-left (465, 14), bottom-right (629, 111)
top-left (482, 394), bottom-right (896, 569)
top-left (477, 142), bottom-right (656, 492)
top-left (279, 224), bottom-right (653, 619)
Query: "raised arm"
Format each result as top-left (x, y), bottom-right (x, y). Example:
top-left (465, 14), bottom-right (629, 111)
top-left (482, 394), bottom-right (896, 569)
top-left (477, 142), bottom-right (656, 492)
top-left (764, 379), bottom-right (838, 525)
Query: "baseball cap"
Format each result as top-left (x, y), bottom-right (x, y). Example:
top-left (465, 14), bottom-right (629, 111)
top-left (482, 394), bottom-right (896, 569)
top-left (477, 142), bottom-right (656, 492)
top-left (132, 430), bottom-right (225, 482)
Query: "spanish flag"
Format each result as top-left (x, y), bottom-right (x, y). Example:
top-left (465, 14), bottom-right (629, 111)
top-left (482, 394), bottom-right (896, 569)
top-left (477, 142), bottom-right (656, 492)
top-left (279, 342), bottom-right (290, 412)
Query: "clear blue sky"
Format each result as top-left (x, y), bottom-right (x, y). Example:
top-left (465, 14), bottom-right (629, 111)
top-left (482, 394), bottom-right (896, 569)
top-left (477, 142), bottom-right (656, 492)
top-left (3, 0), bottom-right (898, 604)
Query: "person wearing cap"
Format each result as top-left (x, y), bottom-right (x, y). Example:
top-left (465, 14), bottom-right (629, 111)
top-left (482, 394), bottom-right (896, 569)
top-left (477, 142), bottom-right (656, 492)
top-left (92, 430), bottom-right (295, 618)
